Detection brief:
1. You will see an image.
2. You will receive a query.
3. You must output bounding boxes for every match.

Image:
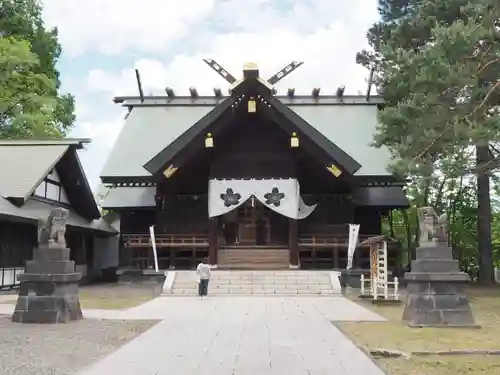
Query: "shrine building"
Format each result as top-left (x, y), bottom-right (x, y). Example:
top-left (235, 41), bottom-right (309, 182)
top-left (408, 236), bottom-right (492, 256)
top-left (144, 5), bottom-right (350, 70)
top-left (99, 61), bottom-right (409, 272)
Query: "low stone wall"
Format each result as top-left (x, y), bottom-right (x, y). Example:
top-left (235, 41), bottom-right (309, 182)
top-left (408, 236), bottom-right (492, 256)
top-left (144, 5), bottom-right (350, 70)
top-left (116, 269), bottom-right (166, 286)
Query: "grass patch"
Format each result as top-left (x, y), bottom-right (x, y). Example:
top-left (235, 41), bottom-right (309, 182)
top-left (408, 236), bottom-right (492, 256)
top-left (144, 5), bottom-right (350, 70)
top-left (1, 284), bottom-right (159, 310)
top-left (78, 291), bottom-right (154, 310)
top-left (338, 286), bottom-right (500, 374)
top-left (76, 284), bottom-right (159, 310)
top-left (379, 355), bottom-right (500, 375)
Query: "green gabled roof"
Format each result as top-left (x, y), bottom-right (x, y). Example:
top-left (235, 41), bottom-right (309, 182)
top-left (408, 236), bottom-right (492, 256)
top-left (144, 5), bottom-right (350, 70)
top-left (0, 144), bottom-right (68, 201)
top-left (101, 87), bottom-right (393, 182)
top-left (0, 140), bottom-right (100, 220)
top-left (100, 106), bottom-right (214, 180)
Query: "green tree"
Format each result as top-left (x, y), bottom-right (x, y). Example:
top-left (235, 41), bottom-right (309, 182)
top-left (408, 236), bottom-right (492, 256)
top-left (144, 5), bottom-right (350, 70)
top-left (0, 0), bottom-right (75, 137)
top-left (358, 0), bottom-right (500, 282)
top-left (0, 37), bottom-right (58, 136)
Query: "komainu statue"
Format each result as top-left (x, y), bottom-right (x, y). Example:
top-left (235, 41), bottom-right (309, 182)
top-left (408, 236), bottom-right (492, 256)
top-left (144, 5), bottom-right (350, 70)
top-left (418, 206), bottom-right (448, 245)
top-left (38, 208), bottom-right (70, 247)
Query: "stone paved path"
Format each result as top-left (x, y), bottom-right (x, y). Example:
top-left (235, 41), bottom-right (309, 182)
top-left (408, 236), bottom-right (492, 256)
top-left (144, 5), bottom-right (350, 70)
top-left (77, 297), bottom-right (387, 375)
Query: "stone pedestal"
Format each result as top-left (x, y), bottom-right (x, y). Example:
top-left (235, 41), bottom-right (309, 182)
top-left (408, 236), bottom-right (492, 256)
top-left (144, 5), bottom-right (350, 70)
top-left (12, 246), bottom-right (83, 324)
top-left (402, 245), bottom-right (477, 327)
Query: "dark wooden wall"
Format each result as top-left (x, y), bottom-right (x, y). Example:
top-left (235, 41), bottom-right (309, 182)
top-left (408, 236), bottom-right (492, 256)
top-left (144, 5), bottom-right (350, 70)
top-left (120, 210), bottom-right (156, 234)
top-left (66, 228), bottom-right (95, 266)
top-left (299, 195), bottom-right (355, 235)
top-left (0, 220), bottom-right (98, 269)
top-left (151, 112), bottom-right (384, 240)
top-left (0, 220), bottom-right (36, 267)
top-left (157, 196), bottom-right (208, 234)
top-left (210, 115), bottom-right (295, 179)
top-left (354, 207), bottom-right (382, 235)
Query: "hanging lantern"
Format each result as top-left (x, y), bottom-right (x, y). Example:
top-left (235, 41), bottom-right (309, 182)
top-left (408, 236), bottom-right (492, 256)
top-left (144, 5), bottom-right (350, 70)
top-left (248, 97), bottom-right (256, 113)
top-left (205, 133), bottom-right (214, 148)
top-left (290, 132), bottom-right (299, 148)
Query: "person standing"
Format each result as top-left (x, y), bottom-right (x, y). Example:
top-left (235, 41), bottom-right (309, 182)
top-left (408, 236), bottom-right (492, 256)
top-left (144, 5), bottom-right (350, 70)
top-left (196, 257), bottom-right (211, 297)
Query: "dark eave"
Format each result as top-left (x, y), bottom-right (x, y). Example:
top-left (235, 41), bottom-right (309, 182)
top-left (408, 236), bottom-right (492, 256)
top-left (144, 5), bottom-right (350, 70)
top-left (114, 95), bottom-right (384, 107)
top-left (0, 138), bottom-right (91, 149)
top-left (354, 175), bottom-right (406, 185)
top-left (144, 78), bottom-right (363, 177)
top-left (57, 146), bottom-right (101, 220)
top-left (100, 175), bottom-right (156, 184)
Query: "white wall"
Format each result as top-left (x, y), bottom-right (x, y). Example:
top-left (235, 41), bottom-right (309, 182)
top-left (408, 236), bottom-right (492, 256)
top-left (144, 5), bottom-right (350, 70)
top-left (33, 168), bottom-right (70, 204)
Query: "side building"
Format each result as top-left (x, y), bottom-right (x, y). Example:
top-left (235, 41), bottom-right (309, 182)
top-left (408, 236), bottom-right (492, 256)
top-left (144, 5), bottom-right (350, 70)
top-left (0, 139), bottom-right (119, 288)
top-left (99, 64), bottom-right (409, 274)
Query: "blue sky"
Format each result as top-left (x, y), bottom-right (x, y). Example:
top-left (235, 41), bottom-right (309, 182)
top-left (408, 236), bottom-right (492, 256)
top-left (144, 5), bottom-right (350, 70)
top-left (41, 0), bottom-right (379, 191)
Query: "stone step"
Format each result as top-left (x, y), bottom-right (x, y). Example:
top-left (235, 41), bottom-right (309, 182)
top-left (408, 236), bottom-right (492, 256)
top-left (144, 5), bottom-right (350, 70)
top-left (169, 289), bottom-right (336, 296)
top-left (174, 278), bottom-right (331, 284)
top-left (176, 269), bottom-right (330, 280)
top-left (168, 270), bottom-right (339, 297)
top-left (218, 264), bottom-right (289, 270)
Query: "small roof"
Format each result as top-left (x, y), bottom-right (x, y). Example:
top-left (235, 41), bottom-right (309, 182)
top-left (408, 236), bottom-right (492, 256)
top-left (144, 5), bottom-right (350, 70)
top-left (100, 186), bottom-right (156, 209)
top-left (354, 186), bottom-right (409, 207)
top-left (0, 144), bottom-right (68, 200)
top-left (359, 235), bottom-right (398, 246)
top-left (0, 197), bottom-right (116, 234)
top-left (0, 140), bottom-right (100, 220)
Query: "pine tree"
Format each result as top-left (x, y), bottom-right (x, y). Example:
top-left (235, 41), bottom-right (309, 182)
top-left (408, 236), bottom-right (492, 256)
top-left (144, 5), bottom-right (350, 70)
top-left (358, 0), bottom-right (500, 282)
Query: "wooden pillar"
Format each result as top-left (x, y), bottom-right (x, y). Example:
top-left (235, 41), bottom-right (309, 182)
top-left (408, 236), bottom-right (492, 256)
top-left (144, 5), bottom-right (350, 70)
top-left (333, 248), bottom-right (339, 269)
top-left (170, 250), bottom-right (176, 269)
top-left (208, 218), bottom-right (218, 265)
top-left (289, 218), bottom-right (299, 267)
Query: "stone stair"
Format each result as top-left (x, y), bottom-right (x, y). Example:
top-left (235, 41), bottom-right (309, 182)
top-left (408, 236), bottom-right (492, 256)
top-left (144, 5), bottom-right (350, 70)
top-left (167, 270), bottom-right (341, 296)
top-left (217, 248), bottom-right (289, 270)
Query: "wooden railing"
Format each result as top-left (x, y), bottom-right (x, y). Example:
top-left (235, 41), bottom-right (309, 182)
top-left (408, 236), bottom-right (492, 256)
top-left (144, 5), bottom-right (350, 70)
top-left (121, 233), bottom-right (210, 270)
top-left (297, 225), bottom-right (401, 270)
top-left (122, 234), bottom-right (209, 248)
top-left (298, 234), bottom-right (372, 248)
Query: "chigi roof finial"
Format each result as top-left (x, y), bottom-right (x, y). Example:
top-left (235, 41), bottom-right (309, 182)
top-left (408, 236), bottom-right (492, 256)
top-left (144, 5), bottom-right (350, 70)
top-left (202, 58), bottom-right (304, 94)
top-left (242, 61), bottom-right (259, 79)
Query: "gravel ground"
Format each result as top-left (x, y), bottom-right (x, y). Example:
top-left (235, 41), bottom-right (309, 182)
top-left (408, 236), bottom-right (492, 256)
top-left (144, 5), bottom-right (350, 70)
top-left (0, 316), bottom-right (159, 375)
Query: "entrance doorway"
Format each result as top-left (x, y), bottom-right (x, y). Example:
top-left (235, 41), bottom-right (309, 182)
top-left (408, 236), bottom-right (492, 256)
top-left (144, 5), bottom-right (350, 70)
top-left (221, 198), bottom-right (273, 246)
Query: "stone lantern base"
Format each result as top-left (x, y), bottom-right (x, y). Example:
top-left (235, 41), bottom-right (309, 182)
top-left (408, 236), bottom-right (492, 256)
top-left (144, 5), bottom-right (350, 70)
top-left (12, 246), bottom-right (83, 324)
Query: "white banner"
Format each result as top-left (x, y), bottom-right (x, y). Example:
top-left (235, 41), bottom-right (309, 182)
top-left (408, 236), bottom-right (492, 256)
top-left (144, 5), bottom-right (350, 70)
top-left (346, 224), bottom-right (360, 270)
top-left (208, 178), bottom-right (317, 219)
top-left (149, 225), bottom-right (159, 272)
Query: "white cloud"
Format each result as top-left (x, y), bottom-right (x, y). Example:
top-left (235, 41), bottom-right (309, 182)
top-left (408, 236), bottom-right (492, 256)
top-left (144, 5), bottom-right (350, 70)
top-left (58, 0), bottom-right (380, 190)
top-left (86, 21), bottom-right (376, 97)
top-left (42, 0), bottom-right (216, 57)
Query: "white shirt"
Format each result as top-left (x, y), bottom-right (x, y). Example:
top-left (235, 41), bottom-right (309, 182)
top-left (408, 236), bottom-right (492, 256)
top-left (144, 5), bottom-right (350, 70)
top-left (196, 263), bottom-right (211, 280)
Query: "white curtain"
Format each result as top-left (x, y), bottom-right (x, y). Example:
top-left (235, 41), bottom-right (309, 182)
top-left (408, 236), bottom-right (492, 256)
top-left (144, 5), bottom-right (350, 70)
top-left (253, 178), bottom-right (299, 219)
top-left (208, 179), bottom-right (254, 217)
top-left (346, 224), bottom-right (360, 270)
top-left (297, 195), bottom-right (318, 220)
top-left (208, 178), bottom-right (317, 219)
